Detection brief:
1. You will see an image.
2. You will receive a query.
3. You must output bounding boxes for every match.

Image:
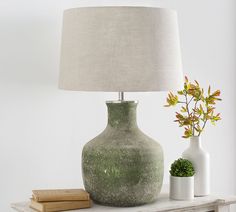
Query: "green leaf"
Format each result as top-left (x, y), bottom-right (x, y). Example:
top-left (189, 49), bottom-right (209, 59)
top-left (211, 119), bottom-right (216, 125)
top-left (185, 76), bottom-right (189, 83)
top-left (208, 86), bottom-right (211, 95)
top-left (180, 106), bottom-right (187, 113)
top-left (177, 90), bottom-right (184, 95)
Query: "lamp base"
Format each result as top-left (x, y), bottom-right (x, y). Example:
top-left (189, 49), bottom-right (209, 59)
top-left (82, 101), bottom-right (164, 207)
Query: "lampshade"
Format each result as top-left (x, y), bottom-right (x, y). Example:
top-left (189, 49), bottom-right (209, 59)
top-left (59, 6), bottom-right (183, 92)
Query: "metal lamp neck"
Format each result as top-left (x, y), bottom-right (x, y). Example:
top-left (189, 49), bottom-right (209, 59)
top-left (118, 92), bottom-right (124, 101)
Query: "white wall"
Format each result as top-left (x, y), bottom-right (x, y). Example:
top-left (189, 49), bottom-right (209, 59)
top-left (0, 0), bottom-right (235, 211)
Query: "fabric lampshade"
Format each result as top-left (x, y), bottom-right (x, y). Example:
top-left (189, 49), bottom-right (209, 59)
top-left (59, 6), bottom-right (183, 92)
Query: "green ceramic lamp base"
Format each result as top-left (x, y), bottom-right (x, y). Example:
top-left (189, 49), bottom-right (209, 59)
top-left (82, 101), bottom-right (164, 207)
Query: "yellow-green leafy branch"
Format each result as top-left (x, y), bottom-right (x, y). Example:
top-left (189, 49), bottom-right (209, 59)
top-left (165, 76), bottom-right (222, 138)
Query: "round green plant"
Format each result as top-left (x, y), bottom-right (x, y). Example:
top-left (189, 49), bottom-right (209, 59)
top-left (170, 158), bottom-right (195, 177)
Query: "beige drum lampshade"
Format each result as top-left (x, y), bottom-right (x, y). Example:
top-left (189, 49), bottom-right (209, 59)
top-left (59, 7), bottom-right (183, 91)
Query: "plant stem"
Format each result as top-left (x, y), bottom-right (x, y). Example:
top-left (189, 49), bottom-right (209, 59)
top-left (199, 119), bottom-right (207, 136)
top-left (185, 95), bottom-right (190, 116)
top-left (184, 93), bottom-right (193, 135)
top-left (188, 96), bottom-right (194, 105)
top-left (198, 101), bottom-right (209, 136)
top-left (192, 99), bottom-right (199, 135)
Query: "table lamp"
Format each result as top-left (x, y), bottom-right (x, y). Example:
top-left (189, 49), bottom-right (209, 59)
top-left (59, 6), bottom-right (183, 207)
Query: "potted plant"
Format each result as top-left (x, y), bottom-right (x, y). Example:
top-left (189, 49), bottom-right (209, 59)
top-left (169, 158), bottom-right (195, 200)
top-left (165, 76), bottom-right (222, 196)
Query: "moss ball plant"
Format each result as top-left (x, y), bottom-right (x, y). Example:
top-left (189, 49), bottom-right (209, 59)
top-left (170, 158), bottom-right (195, 177)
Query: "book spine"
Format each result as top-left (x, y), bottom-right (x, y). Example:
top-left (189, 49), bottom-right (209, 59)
top-left (36, 195), bottom-right (89, 202)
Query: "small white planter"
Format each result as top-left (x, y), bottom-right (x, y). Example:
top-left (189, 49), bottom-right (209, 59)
top-left (170, 175), bottom-right (194, 200)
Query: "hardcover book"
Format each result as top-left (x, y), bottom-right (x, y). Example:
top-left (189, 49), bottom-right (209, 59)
top-left (32, 189), bottom-right (89, 202)
top-left (30, 199), bottom-right (91, 212)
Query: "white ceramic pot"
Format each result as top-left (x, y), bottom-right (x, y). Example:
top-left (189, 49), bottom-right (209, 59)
top-left (170, 175), bottom-right (194, 200)
top-left (182, 136), bottom-right (210, 196)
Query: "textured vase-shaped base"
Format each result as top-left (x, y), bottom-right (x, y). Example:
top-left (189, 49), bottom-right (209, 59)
top-left (82, 101), bottom-right (164, 207)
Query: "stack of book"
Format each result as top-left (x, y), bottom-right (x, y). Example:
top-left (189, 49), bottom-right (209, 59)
top-left (30, 189), bottom-right (91, 212)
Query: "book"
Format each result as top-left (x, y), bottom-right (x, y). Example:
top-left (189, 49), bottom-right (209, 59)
top-left (29, 199), bottom-right (92, 212)
top-left (32, 189), bottom-right (90, 202)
